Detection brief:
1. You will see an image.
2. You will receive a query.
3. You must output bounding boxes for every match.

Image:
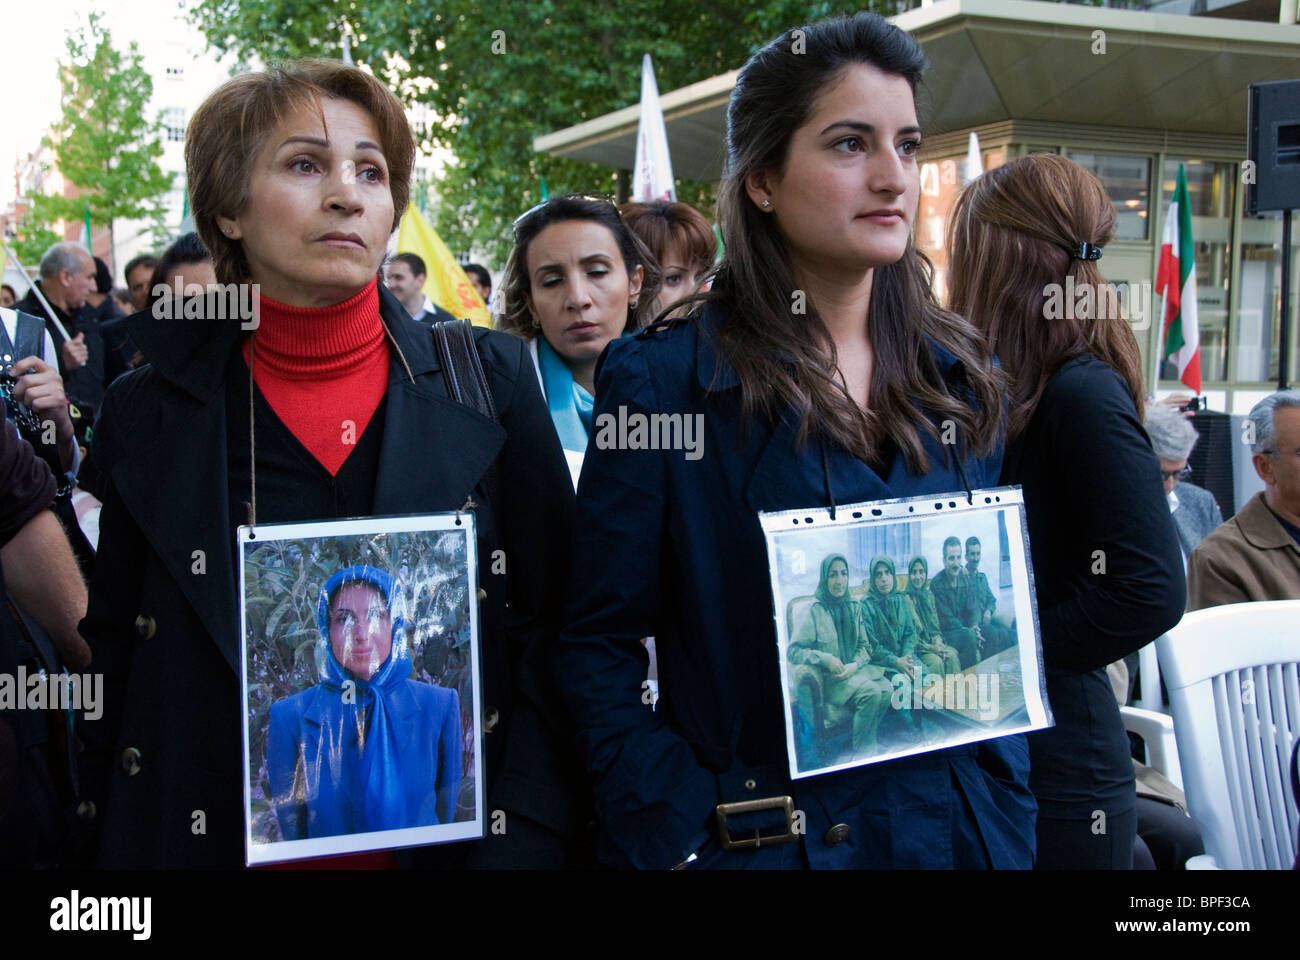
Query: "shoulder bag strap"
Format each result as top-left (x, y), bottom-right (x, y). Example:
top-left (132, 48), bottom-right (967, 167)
top-left (431, 318), bottom-right (500, 510)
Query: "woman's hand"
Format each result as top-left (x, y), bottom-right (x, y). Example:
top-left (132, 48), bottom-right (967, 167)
top-left (821, 654), bottom-right (847, 675)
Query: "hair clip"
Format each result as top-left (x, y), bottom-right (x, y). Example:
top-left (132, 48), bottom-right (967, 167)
top-left (1071, 242), bottom-right (1103, 261)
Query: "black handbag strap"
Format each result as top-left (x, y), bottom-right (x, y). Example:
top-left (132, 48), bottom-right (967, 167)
top-left (431, 318), bottom-right (500, 508)
top-left (432, 318), bottom-right (498, 423)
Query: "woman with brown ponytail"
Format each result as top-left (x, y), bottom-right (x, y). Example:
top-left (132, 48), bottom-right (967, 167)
top-left (948, 153), bottom-right (1184, 869)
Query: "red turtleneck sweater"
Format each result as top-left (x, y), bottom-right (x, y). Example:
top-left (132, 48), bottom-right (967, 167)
top-left (242, 278), bottom-right (390, 475)
top-left (244, 278), bottom-right (396, 870)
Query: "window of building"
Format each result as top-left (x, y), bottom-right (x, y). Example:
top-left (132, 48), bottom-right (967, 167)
top-left (1065, 151), bottom-right (1151, 240)
top-left (163, 107), bottom-right (186, 143)
top-left (1236, 208), bottom-right (1300, 385)
top-left (165, 66), bottom-right (184, 80)
top-left (914, 148), bottom-right (1006, 302)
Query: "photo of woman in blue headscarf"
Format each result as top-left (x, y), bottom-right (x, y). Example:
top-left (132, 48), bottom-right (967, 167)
top-left (266, 564), bottom-right (461, 841)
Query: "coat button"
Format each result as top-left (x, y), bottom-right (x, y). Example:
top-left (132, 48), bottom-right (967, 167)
top-left (824, 823), bottom-right (851, 846)
top-left (76, 800), bottom-right (97, 822)
top-left (744, 779), bottom-right (757, 791)
top-left (120, 747), bottom-right (142, 776)
top-left (484, 708), bottom-right (499, 733)
top-left (134, 615), bottom-right (156, 641)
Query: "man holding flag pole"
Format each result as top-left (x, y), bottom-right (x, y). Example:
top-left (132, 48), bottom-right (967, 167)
top-left (1156, 163), bottom-right (1202, 395)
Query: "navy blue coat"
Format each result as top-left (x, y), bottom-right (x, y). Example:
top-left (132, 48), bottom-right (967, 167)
top-left (554, 304), bottom-right (1037, 869)
top-left (268, 679), bottom-right (461, 839)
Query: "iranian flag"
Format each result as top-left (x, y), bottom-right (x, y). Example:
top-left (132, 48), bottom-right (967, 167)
top-left (1156, 164), bottom-right (1201, 393)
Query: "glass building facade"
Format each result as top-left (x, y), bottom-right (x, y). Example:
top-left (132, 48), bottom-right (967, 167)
top-left (917, 131), bottom-right (1299, 414)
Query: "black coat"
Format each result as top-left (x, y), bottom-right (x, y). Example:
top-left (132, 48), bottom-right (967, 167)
top-left (1001, 354), bottom-right (1184, 824)
top-left (15, 285), bottom-right (106, 417)
top-left (78, 285), bottom-right (584, 868)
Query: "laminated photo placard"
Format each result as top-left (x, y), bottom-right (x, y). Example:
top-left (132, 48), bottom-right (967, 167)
top-left (237, 513), bottom-right (483, 864)
top-left (760, 487), bottom-right (1052, 780)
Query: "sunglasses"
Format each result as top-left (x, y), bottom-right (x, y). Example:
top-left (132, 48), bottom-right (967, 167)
top-left (1160, 466), bottom-right (1193, 482)
top-left (512, 194), bottom-right (620, 232)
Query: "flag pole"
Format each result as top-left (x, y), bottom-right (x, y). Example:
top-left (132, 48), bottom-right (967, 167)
top-left (1150, 280), bottom-right (1163, 397)
top-left (1280, 208), bottom-right (1292, 390)
top-left (1, 241), bottom-right (73, 342)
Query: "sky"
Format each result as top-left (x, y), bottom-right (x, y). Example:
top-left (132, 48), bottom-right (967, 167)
top-left (1, 0), bottom-right (225, 207)
top-left (3, 0), bottom-right (452, 217)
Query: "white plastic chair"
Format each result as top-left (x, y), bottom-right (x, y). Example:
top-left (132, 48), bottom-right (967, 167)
top-left (1120, 705), bottom-right (1183, 790)
top-left (1134, 640), bottom-right (1163, 712)
top-left (1157, 600), bottom-right (1300, 870)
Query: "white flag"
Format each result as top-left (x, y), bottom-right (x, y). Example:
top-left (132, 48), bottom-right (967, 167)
top-left (963, 131), bottom-right (983, 186)
top-left (632, 54), bottom-right (675, 204)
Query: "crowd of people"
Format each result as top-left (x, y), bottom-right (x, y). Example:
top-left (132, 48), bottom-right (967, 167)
top-left (0, 11), bottom-right (1296, 872)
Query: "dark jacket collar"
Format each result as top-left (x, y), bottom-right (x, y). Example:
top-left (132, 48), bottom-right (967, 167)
top-left (110, 281), bottom-right (491, 676)
top-left (127, 282), bottom-right (439, 400)
top-left (17, 282), bottom-right (76, 326)
top-left (691, 298), bottom-right (973, 395)
top-left (1239, 491), bottom-right (1300, 551)
top-left (681, 298), bottom-right (990, 512)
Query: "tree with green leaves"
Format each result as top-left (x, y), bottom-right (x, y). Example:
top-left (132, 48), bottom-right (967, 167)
top-left (188, 0), bottom-right (900, 263)
top-left (15, 12), bottom-right (174, 266)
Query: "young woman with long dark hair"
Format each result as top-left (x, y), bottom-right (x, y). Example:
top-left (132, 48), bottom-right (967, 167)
top-left (554, 13), bottom-right (1036, 869)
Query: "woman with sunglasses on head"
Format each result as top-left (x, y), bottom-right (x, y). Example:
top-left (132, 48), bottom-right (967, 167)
top-left (553, 13), bottom-right (1036, 870)
top-left (497, 195), bottom-right (661, 488)
top-left (77, 60), bottom-right (585, 869)
top-left (947, 153), bottom-right (1184, 869)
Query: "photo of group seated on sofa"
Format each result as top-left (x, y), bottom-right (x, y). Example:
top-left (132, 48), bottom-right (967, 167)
top-left (763, 492), bottom-right (1052, 778)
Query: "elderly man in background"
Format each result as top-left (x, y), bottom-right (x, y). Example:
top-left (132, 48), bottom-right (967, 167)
top-left (1188, 390), bottom-right (1300, 609)
top-left (14, 243), bottom-right (102, 415)
top-left (1144, 404), bottom-right (1222, 570)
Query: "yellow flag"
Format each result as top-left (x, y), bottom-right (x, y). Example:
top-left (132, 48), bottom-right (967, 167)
top-left (396, 201), bottom-right (491, 327)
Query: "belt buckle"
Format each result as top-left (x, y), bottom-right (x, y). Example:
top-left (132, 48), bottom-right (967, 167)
top-left (715, 795), bottom-right (797, 851)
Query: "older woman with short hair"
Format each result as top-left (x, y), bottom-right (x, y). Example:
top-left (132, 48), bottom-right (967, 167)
top-left (1144, 404), bottom-right (1222, 563)
top-left (79, 60), bottom-right (583, 869)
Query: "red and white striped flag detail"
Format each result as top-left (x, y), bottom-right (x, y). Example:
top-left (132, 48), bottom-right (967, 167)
top-left (1155, 164), bottom-right (1201, 393)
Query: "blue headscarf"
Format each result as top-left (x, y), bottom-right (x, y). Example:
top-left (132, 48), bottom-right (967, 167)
top-left (536, 336), bottom-right (594, 453)
top-left (316, 564), bottom-right (411, 834)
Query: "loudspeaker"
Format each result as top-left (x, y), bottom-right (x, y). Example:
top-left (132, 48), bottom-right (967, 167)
top-left (1187, 409), bottom-right (1235, 518)
top-left (1247, 79), bottom-right (1300, 214)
